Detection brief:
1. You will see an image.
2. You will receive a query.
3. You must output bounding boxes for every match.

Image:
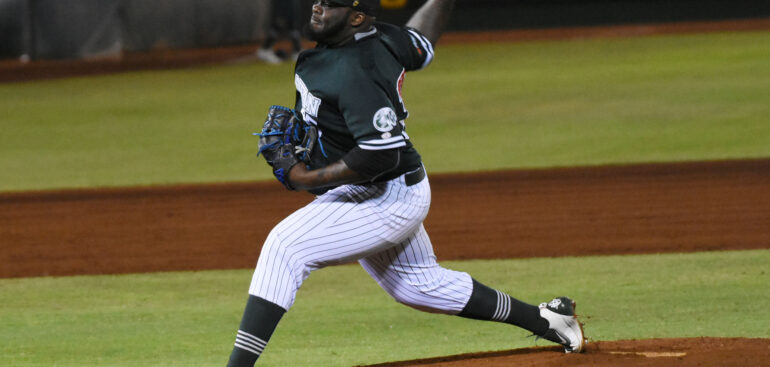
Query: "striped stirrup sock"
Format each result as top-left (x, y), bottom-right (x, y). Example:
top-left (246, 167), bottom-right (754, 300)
top-left (234, 330), bottom-right (268, 357)
top-left (491, 289), bottom-right (512, 322)
top-left (227, 295), bottom-right (286, 367)
top-left (458, 278), bottom-right (549, 335)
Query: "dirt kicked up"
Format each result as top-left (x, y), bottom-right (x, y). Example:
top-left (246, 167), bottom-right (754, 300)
top-left (2, 159), bottom-right (769, 366)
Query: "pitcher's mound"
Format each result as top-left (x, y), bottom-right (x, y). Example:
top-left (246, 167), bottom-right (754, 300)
top-left (364, 337), bottom-right (769, 366)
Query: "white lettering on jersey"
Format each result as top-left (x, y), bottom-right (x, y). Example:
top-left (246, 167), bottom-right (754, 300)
top-left (295, 74), bottom-right (321, 124)
top-left (373, 107), bottom-right (398, 132)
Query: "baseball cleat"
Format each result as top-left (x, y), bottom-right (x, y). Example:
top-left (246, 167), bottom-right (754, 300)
top-left (537, 297), bottom-right (586, 353)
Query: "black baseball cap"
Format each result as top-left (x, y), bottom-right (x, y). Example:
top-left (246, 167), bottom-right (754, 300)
top-left (326, 0), bottom-right (381, 16)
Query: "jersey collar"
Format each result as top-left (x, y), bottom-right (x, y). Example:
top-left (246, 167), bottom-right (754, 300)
top-left (354, 27), bottom-right (378, 42)
top-left (313, 26), bottom-right (378, 50)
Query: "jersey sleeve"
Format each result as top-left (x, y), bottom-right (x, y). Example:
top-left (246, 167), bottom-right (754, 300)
top-left (338, 73), bottom-right (408, 151)
top-left (378, 23), bottom-right (435, 71)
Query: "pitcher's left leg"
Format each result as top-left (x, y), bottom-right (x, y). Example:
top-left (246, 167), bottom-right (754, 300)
top-left (359, 224), bottom-right (473, 314)
top-left (360, 225), bottom-right (584, 352)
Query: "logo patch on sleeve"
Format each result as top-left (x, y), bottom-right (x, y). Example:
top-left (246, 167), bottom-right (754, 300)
top-left (373, 107), bottom-right (397, 132)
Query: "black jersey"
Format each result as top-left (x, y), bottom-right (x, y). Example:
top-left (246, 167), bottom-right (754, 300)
top-left (293, 23), bottom-right (434, 181)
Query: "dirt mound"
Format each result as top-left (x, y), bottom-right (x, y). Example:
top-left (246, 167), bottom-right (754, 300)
top-left (363, 338), bottom-right (770, 366)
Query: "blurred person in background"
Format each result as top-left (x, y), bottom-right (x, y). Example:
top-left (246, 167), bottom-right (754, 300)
top-left (256, 0), bottom-right (304, 63)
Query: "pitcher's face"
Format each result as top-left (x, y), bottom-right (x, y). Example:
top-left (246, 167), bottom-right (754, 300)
top-left (307, 0), bottom-right (355, 43)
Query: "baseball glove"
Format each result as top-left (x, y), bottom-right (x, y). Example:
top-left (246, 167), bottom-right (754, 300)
top-left (255, 105), bottom-right (317, 190)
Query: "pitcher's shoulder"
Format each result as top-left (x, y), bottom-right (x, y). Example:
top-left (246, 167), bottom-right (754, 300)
top-left (375, 22), bottom-right (435, 71)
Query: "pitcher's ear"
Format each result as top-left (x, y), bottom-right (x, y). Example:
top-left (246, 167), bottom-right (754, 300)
top-left (351, 12), bottom-right (366, 27)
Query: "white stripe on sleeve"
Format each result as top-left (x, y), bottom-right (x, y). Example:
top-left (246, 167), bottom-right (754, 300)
top-left (358, 135), bottom-right (407, 150)
top-left (407, 29), bottom-right (434, 70)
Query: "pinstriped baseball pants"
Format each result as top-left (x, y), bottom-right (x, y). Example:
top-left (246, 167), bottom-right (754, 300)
top-left (248, 173), bottom-right (473, 313)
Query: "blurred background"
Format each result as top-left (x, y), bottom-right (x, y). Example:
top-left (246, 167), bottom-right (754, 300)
top-left (1, 0), bottom-right (769, 61)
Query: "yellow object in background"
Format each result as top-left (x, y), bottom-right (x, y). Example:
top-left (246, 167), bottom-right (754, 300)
top-left (381, 0), bottom-right (407, 9)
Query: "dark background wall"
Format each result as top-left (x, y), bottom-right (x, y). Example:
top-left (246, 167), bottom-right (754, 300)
top-left (380, 0), bottom-right (770, 30)
top-left (1, 0), bottom-right (769, 61)
top-left (120, 0), bottom-right (263, 51)
top-left (0, 0), bottom-right (267, 60)
top-left (31, 0), bottom-right (123, 59)
top-left (0, 0), bottom-right (28, 58)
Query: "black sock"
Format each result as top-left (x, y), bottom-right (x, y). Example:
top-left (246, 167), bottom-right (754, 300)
top-left (227, 295), bottom-right (286, 367)
top-left (457, 278), bottom-right (549, 336)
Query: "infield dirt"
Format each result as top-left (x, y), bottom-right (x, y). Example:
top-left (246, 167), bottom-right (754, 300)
top-left (3, 159), bottom-right (769, 278)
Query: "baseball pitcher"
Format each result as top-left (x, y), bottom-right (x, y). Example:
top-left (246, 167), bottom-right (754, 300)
top-left (228, 1), bottom-right (585, 365)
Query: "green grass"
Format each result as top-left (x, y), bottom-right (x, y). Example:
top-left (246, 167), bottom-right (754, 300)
top-left (1, 250), bottom-right (767, 366)
top-left (2, 31), bottom-right (769, 192)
